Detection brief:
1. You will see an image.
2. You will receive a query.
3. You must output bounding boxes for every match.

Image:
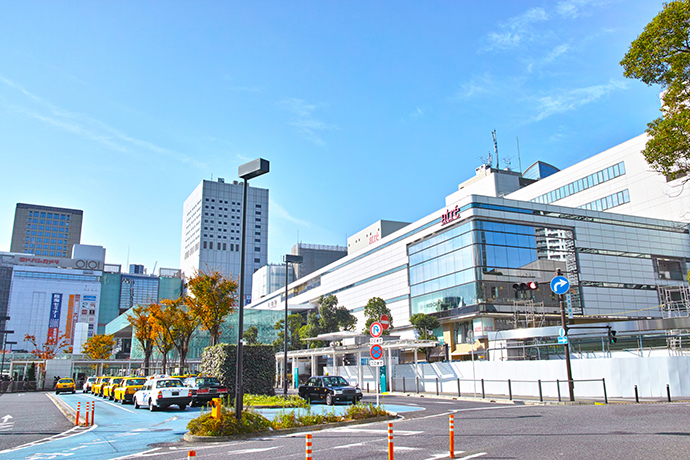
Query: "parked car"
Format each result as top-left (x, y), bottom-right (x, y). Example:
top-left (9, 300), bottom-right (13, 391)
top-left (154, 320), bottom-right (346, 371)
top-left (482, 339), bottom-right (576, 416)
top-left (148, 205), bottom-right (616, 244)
top-left (113, 377), bottom-right (148, 404)
top-left (55, 378), bottom-right (76, 394)
top-left (83, 376), bottom-right (97, 393)
top-left (133, 378), bottom-right (192, 411)
top-left (298, 376), bottom-right (363, 405)
top-left (103, 377), bottom-right (124, 399)
top-left (182, 376), bottom-right (228, 406)
top-left (94, 377), bottom-right (113, 397)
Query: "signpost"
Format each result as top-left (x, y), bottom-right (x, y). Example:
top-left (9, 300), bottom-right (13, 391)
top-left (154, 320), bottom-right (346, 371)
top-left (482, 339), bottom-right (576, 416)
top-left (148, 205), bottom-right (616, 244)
top-left (551, 272), bottom-right (574, 402)
top-left (369, 321), bottom-right (386, 405)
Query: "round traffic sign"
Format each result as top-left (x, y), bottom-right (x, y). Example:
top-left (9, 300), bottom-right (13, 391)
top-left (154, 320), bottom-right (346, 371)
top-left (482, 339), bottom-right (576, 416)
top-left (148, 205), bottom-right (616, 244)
top-left (380, 314), bottom-right (390, 330)
top-left (370, 344), bottom-right (383, 360)
top-left (550, 276), bottom-right (570, 295)
top-left (370, 322), bottom-right (383, 338)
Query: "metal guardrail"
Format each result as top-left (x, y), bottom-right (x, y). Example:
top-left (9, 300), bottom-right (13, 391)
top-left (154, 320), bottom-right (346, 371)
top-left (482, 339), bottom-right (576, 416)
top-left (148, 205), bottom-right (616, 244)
top-left (388, 376), bottom-right (610, 403)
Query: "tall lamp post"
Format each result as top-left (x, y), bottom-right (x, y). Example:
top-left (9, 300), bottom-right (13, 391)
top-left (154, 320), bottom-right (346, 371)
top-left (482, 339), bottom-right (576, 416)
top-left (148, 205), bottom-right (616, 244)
top-left (235, 158), bottom-right (270, 421)
top-left (282, 254), bottom-right (303, 396)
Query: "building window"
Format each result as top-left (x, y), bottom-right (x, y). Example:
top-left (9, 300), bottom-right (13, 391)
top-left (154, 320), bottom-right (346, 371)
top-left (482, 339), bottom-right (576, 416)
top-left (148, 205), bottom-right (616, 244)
top-left (255, 218), bottom-right (261, 222)
top-left (254, 258), bottom-right (260, 263)
top-left (203, 241), bottom-right (207, 249)
top-left (254, 247), bottom-right (260, 252)
top-left (255, 225), bottom-right (261, 229)
top-left (223, 243), bottom-right (227, 250)
top-left (256, 204), bottom-right (261, 208)
top-left (255, 239), bottom-right (261, 243)
top-left (256, 211), bottom-right (261, 215)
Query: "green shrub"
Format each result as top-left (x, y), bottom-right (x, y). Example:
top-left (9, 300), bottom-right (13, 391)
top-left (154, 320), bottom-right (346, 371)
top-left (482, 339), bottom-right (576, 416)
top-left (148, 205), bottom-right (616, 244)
top-left (345, 402), bottom-right (389, 420)
top-left (187, 407), bottom-right (272, 436)
top-left (271, 408), bottom-right (341, 429)
top-left (200, 344), bottom-right (275, 397)
top-left (242, 394), bottom-right (308, 408)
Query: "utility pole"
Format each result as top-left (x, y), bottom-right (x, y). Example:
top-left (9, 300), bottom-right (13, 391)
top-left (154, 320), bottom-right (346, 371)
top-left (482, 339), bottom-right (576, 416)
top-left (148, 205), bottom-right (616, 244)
top-left (554, 269), bottom-right (575, 402)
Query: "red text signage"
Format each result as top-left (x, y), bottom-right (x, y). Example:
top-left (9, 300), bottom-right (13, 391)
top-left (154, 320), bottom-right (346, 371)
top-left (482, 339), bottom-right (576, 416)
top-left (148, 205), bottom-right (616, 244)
top-left (441, 205), bottom-right (461, 226)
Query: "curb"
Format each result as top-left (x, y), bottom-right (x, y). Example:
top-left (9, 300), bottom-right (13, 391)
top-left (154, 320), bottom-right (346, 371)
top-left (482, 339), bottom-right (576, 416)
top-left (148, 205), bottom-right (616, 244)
top-left (384, 391), bottom-right (599, 406)
top-left (46, 393), bottom-right (77, 424)
top-left (183, 414), bottom-right (397, 443)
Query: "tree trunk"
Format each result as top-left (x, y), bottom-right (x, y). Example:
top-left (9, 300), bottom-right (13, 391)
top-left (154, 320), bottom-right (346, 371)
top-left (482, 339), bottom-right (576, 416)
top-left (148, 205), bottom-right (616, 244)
top-left (161, 352), bottom-right (167, 374)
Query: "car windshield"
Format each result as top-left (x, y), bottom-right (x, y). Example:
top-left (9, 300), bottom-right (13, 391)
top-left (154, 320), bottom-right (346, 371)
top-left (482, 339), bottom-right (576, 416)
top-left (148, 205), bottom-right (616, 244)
top-left (196, 378), bottom-right (221, 386)
top-left (59, 379), bottom-right (73, 383)
top-left (129, 379), bottom-right (146, 385)
top-left (157, 379), bottom-right (183, 388)
top-left (323, 377), bottom-right (349, 387)
top-left (87, 377), bottom-right (96, 383)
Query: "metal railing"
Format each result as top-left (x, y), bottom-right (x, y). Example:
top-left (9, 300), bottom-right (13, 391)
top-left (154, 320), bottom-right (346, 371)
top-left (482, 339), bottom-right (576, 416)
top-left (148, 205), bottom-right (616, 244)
top-left (0, 380), bottom-right (45, 393)
top-left (388, 376), bottom-right (610, 403)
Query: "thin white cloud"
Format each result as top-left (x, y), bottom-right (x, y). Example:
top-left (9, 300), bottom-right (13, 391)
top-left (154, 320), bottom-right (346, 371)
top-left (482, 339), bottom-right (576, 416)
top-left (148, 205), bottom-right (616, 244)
top-left (556, 0), bottom-right (612, 18)
top-left (278, 97), bottom-right (336, 146)
top-left (455, 73), bottom-right (495, 99)
top-left (409, 107), bottom-right (425, 119)
top-left (484, 7), bottom-right (549, 51)
top-left (270, 198), bottom-right (312, 228)
top-left (544, 44), bottom-right (570, 63)
top-left (0, 74), bottom-right (207, 169)
top-left (533, 79), bottom-right (628, 121)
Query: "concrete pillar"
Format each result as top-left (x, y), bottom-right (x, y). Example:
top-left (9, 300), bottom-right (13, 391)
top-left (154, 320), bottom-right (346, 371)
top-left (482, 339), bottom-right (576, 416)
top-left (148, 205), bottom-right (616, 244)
top-left (357, 349), bottom-right (362, 387)
top-left (387, 346), bottom-right (393, 392)
top-left (332, 349), bottom-right (337, 376)
top-left (414, 348), bottom-right (419, 377)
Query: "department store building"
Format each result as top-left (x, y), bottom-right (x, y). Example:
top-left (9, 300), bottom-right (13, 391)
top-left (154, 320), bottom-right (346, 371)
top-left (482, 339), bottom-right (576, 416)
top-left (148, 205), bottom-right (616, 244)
top-left (248, 134), bottom-right (690, 358)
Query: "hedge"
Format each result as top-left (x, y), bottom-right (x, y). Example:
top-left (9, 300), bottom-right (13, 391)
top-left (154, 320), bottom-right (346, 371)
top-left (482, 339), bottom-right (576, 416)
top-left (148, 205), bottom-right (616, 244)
top-left (200, 344), bottom-right (275, 397)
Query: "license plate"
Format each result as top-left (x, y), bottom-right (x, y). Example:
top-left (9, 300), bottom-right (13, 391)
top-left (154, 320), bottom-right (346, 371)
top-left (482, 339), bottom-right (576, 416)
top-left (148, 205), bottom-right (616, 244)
top-left (172, 391), bottom-right (179, 396)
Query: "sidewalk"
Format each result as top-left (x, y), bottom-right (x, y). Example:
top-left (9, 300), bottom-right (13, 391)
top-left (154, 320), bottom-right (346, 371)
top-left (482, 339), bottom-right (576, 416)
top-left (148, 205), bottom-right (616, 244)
top-left (377, 389), bottom-right (690, 406)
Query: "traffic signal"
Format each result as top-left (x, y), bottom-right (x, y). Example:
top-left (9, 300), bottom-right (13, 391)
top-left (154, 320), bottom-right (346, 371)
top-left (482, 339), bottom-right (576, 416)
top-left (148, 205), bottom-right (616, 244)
top-left (513, 282), bottom-right (539, 292)
top-left (608, 329), bottom-right (617, 344)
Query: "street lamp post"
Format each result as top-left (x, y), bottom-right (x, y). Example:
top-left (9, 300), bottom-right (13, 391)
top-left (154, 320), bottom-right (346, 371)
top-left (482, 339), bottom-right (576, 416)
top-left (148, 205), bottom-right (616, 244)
top-left (235, 158), bottom-right (270, 421)
top-left (283, 254), bottom-right (303, 396)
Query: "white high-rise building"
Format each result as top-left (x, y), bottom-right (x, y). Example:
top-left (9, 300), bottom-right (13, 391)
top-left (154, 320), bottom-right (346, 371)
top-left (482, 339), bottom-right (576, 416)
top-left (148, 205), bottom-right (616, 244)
top-left (180, 178), bottom-right (269, 304)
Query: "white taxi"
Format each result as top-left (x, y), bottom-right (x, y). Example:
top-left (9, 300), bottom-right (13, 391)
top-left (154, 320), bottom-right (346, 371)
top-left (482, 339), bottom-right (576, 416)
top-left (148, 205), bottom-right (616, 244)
top-left (133, 378), bottom-right (192, 411)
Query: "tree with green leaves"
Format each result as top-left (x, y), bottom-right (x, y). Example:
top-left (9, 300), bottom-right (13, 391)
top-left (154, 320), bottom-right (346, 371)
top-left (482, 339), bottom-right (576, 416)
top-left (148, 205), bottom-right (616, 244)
top-left (185, 269), bottom-right (238, 346)
top-left (272, 313), bottom-right (305, 351)
top-left (620, 0), bottom-right (690, 181)
top-left (299, 312), bottom-right (323, 348)
top-left (298, 295), bottom-right (357, 346)
top-left (410, 313), bottom-right (441, 361)
top-left (410, 313), bottom-right (440, 340)
top-left (363, 297), bottom-right (393, 335)
top-left (243, 325), bottom-right (259, 345)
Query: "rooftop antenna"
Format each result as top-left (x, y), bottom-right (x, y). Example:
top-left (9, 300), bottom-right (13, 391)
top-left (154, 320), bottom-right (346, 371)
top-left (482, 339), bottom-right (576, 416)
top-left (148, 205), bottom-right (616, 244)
top-left (492, 129), bottom-right (499, 170)
top-left (516, 136), bottom-right (522, 174)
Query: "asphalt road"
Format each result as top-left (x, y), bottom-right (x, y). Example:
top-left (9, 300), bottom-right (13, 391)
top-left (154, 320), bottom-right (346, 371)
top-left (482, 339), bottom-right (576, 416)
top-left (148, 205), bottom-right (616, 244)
top-left (3, 392), bottom-right (690, 459)
top-left (0, 392), bottom-right (74, 453)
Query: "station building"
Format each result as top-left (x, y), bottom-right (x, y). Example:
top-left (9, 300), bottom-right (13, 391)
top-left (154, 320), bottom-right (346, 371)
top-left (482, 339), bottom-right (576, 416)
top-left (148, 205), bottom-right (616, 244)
top-left (248, 133), bottom-right (690, 361)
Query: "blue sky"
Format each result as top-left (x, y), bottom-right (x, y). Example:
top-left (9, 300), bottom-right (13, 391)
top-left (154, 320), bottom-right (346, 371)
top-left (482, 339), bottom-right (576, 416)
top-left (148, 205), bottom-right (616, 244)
top-left (0, 0), bottom-right (666, 272)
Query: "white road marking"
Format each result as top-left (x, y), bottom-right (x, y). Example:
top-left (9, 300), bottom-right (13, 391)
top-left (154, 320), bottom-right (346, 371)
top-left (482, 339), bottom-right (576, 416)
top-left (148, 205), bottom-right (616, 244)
top-left (108, 447), bottom-right (162, 460)
top-left (457, 453), bottom-right (487, 459)
top-left (1, 414), bottom-right (12, 422)
top-left (424, 453), bottom-right (464, 460)
top-left (393, 446), bottom-right (421, 451)
top-left (93, 399), bottom-right (136, 413)
top-left (332, 427), bottom-right (423, 435)
top-left (226, 447), bottom-right (281, 455)
top-left (0, 424), bottom-right (97, 455)
top-left (333, 443), bottom-right (366, 449)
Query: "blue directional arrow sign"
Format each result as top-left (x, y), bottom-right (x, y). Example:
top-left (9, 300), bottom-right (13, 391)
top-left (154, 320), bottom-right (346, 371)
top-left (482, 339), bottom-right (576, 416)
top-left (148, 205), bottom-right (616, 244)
top-left (550, 276), bottom-right (570, 295)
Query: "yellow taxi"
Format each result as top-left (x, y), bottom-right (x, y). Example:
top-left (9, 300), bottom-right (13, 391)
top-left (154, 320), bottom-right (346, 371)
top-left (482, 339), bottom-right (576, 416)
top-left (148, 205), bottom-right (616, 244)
top-left (92, 376), bottom-right (112, 396)
top-left (55, 378), bottom-right (76, 395)
top-left (90, 376), bottom-right (104, 395)
top-left (113, 377), bottom-right (148, 404)
top-left (102, 377), bottom-right (124, 400)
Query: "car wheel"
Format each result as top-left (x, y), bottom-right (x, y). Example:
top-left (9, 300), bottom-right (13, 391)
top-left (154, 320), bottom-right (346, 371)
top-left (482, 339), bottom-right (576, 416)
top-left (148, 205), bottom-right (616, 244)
top-left (179, 404), bottom-right (186, 411)
top-left (134, 397), bottom-right (140, 409)
top-left (72, 390), bottom-right (76, 394)
top-left (326, 393), bottom-right (333, 406)
top-left (55, 391), bottom-right (59, 395)
top-left (149, 401), bottom-right (156, 412)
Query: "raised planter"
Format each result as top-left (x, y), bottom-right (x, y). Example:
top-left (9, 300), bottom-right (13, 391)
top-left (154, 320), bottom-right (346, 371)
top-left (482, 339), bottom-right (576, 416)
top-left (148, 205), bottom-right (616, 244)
top-left (183, 414), bottom-right (397, 443)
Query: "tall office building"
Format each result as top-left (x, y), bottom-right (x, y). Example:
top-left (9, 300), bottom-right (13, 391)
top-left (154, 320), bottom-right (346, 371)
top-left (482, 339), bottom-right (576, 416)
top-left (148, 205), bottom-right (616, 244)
top-left (10, 204), bottom-right (83, 257)
top-left (180, 178), bottom-right (269, 304)
top-left (291, 243), bottom-right (348, 279)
